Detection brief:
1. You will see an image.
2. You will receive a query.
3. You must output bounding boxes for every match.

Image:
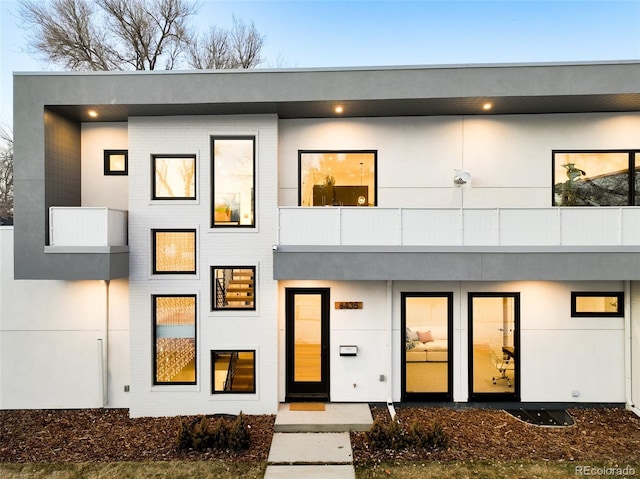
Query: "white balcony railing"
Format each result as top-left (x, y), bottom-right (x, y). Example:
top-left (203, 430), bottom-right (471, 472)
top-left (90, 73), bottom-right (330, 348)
top-left (278, 207), bottom-right (640, 247)
top-left (48, 207), bottom-right (128, 250)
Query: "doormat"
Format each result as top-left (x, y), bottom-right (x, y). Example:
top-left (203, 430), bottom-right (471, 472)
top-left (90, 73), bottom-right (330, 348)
top-left (289, 403), bottom-right (326, 411)
top-left (505, 409), bottom-right (574, 427)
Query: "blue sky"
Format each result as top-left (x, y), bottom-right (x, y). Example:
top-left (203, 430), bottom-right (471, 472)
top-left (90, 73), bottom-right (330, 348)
top-left (2, 0), bottom-right (640, 127)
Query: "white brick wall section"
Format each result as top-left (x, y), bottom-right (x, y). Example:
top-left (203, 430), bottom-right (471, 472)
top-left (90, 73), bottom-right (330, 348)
top-left (128, 115), bottom-right (279, 417)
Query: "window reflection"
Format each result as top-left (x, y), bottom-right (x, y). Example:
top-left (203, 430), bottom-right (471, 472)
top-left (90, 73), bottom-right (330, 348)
top-left (299, 151), bottom-right (376, 207)
top-left (153, 155), bottom-right (196, 199)
top-left (212, 138), bottom-right (255, 226)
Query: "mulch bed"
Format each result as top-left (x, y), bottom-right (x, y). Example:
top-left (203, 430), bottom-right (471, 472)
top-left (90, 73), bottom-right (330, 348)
top-left (1, 406), bottom-right (639, 464)
top-left (350, 406), bottom-right (640, 464)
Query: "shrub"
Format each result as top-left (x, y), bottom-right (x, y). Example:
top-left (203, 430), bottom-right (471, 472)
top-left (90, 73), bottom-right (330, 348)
top-left (175, 413), bottom-right (251, 452)
top-left (365, 418), bottom-right (390, 449)
top-left (366, 416), bottom-right (449, 452)
top-left (428, 421), bottom-right (449, 450)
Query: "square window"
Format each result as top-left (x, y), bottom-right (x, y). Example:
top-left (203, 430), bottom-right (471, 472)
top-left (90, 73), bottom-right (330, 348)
top-left (571, 292), bottom-right (624, 317)
top-left (153, 155), bottom-right (196, 200)
top-left (212, 266), bottom-right (255, 310)
top-left (211, 350), bottom-right (255, 393)
top-left (152, 229), bottom-right (196, 274)
top-left (153, 295), bottom-right (197, 384)
top-left (211, 137), bottom-right (255, 227)
top-left (104, 150), bottom-right (128, 175)
top-left (299, 151), bottom-right (377, 206)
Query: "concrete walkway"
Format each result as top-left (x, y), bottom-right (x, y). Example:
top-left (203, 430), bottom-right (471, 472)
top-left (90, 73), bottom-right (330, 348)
top-left (264, 403), bottom-right (373, 479)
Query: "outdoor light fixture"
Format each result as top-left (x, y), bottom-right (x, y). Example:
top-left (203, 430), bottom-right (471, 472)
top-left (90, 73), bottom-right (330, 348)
top-left (334, 105), bottom-right (344, 114)
top-left (483, 102), bottom-right (493, 111)
top-left (454, 169), bottom-right (472, 185)
top-left (88, 110), bottom-right (98, 118)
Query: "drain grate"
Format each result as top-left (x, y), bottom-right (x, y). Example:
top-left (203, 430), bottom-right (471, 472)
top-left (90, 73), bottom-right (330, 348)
top-left (505, 409), bottom-right (574, 427)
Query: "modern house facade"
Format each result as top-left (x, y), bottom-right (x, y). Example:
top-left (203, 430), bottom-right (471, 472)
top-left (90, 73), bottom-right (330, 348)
top-left (1, 62), bottom-right (640, 417)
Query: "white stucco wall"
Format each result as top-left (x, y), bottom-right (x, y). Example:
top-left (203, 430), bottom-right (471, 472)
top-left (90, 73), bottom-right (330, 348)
top-left (278, 279), bottom-right (627, 405)
top-left (0, 227), bottom-right (129, 409)
top-left (278, 112), bottom-right (640, 208)
top-left (632, 281), bottom-right (640, 415)
top-left (127, 115), bottom-right (279, 417)
top-left (81, 123), bottom-right (129, 210)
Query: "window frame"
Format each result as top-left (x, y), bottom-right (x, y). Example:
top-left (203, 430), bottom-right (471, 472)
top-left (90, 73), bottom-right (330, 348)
top-left (104, 149), bottom-right (128, 176)
top-left (298, 150), bottom-right (378, 207)
top-left (211, 136), bottom-right (256, 228)
top-left (552, 149), bottom-right (639, 206)
top-left (571, 291), bottom-right (624, 317)
top-left (152, 154), bottom-right (197, 200)
top-left (211, 350), bottom-right (256, 394)
top-left (153, 294), bottom-right (197, 386)
top-left (211, 266), bottom-right (256, 311)
top-left (152, 228), bottom-right (197, 275)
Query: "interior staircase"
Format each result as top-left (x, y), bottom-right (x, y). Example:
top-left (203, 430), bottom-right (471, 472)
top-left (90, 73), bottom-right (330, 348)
top-left (217, 268), bottom-right (254, 308)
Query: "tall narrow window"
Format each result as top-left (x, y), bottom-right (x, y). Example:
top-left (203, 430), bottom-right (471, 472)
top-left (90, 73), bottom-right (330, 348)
top-left (211, 351), bottom-right (256, 393)
top-left (153, 295), bottom-right (196, 385)
top-left (212, 266), bottom-right (256, 310)
top-left (553, 150), bottom-right (639, 206)
top-left (299, 151), bottom-right (377, 207)
top-left (152, 229), bottom-right (196, 274)
top-left (152, 155), bottom-right (196, 200)
top-left (212, 137), bottom-right (255, 227)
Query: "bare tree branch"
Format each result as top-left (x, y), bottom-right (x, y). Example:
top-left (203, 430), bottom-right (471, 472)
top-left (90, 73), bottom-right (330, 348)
top-left (0, 125), bottom-right (14, 220)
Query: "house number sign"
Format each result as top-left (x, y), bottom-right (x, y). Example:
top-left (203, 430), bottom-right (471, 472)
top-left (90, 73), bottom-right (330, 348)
top-left (335, 302), bottom-right (363, 310)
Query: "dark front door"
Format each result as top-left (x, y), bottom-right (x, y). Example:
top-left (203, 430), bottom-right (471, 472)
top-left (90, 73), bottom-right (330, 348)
top-left (285, 288), bottom-right (330, 401)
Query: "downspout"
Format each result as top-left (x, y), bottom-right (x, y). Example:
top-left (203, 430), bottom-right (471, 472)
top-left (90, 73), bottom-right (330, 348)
top-left (386, 280), bottom-right (396, 419)
top-left (625, 281), bottom-right (636, 413)
top-left (102, 280), bottom-right (110, 407)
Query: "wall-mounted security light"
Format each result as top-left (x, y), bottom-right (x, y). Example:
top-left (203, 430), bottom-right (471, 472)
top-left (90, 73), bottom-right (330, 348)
top-left (454, 169), bottom-right (472, 185)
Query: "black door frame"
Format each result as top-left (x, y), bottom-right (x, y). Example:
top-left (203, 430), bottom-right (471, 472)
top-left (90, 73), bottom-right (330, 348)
top-left (401, 292), bottom-right (454, 402)
top-left (468, 292), bottom-right (521, 402)
top-left (285, 288), bottom-right (330, 402)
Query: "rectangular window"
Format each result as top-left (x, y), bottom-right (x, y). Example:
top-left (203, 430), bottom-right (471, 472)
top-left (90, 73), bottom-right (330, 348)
top-left (152, 229), bottom-right (196, 274)
top-left (571, 292), bottom-right (624, 317)
top-left (104, 150), bottom-right (128, 175)
top-left (553, 150), bottom-right (639, 206)
top-left (154, 295), bottom-right (196, 384)
top-left (211, 350), bottom-right (256, 394)
top-left (211, 137), bottom-right (255, 227)
top-left (152, 155), bottom-right (196, 200)
top-left (212, 266), bottom-right (255, 310)
top-left (299, 150), bottom-right (377, 207)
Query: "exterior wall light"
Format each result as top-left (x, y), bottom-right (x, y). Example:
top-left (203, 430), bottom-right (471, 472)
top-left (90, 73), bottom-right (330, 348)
top-left (454, 169), bottom-right (472, 185)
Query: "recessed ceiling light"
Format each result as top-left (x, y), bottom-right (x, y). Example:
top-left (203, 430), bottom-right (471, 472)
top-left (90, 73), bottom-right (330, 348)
top-left (88, 110), bottom-right (98, 118)
top-left (334, 105), bottom-right (344, 114)
top-left (483, 102), bottom-right (493, 111)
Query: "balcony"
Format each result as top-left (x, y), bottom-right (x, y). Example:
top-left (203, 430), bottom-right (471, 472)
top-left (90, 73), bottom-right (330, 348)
top-left (278, 207), bottom-right (640, 248)
top-left (274, 207), bottom-right (640, 281)
top-left (46, 207), bottom-right (128, 253)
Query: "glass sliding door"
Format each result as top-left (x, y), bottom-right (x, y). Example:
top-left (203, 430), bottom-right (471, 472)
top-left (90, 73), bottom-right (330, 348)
top-left (402, 293), bottom-right (453, 401)
top-left (285, 288), bottom-right (330, 401)
top-left (469, 293), bottom-right (520, 401)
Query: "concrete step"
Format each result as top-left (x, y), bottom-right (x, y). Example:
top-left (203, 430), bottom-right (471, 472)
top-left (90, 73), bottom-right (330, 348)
top-left (264, 465), bottom-right (355, 479)
top-left (267, 432), bottom-right (352, 465)
top-left (274, 403), bottom-right (373, 433)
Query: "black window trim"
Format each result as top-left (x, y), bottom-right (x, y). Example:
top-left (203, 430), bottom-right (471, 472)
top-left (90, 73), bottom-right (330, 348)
top-left (104, 149), bottom-right (128, 176)
top-left (151, 228), bottom-right (197, 275)
top-left (571, 291), bottom-right (625, 317)
top-left (297, 149), bottom-right (378, 207)
top-left (552, 149), bottom-right (639, 207)
top-left (151, 153), bottom-right (197, 200)
top-left (211, 136), bottom-right (256, 228)
top-left (211, 265), bottom-right (257, 311)
top-left (210, 350), bottom-right (257, 394)
top-left (152, 294), bottom-right (197, 386)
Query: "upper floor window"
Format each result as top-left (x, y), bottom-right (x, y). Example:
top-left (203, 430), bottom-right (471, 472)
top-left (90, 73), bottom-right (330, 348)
top-left (299, 151), bottom-right (377, 207)
top-left (153, 155), bottom-right (196, 200)
top-left (553, 150), bottom-right (639, 206)
top-left (212, 266), bottom-right (256, 311)
top-left (211, 137), bottom-right (255, 227)
top-left (104, 150), bottom-right (128, 176)
top-left (152, 229), bottom-right (196, 274)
